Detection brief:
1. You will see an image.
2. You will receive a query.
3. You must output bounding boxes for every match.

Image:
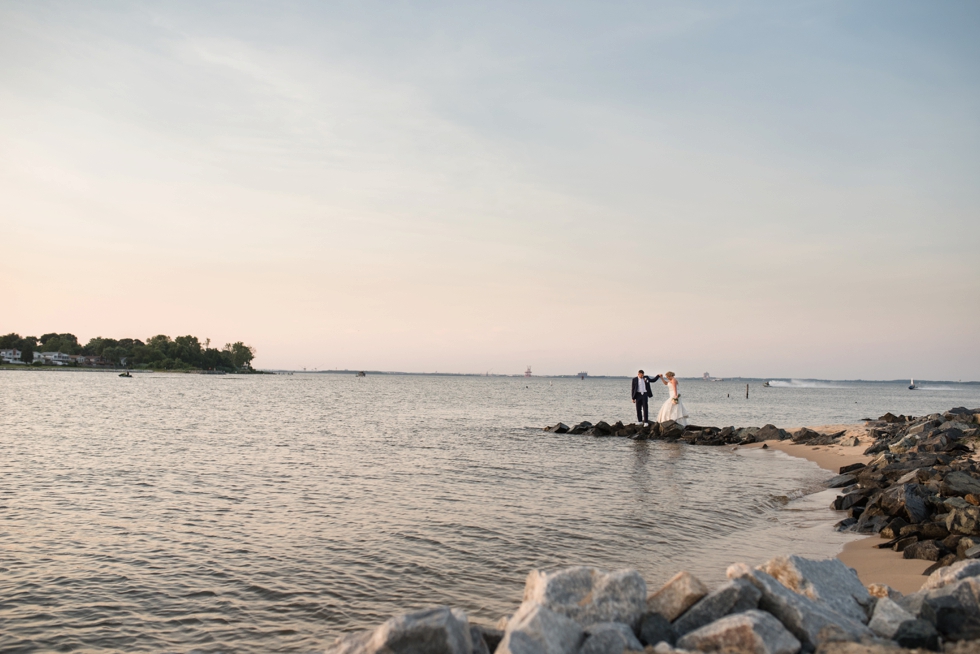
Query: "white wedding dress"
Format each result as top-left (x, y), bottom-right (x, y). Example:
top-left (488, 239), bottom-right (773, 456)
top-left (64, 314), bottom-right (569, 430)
top-left (657, 379), bottom-right (689, 426)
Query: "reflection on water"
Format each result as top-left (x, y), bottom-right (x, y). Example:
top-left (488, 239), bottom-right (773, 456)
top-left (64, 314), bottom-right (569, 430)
top-left (0, 373), bottom-right (975, 653)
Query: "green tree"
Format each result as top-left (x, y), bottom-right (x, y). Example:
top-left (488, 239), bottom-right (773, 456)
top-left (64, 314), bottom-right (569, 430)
top-left (0, 333), bottom-right (21, 349)
top-left (225, 342), bottom-right (256, 370)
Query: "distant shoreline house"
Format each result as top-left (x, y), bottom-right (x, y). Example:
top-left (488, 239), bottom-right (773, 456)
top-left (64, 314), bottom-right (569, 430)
top-left (1, 349), bottom-right (23, 364)
top-left (35, 351), bottom-right (72, 365)
top-left (17, 352), bottom-right (113, 366)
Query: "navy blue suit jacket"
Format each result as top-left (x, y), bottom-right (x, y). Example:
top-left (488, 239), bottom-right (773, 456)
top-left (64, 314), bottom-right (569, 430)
top-left (631, 375), bottom-right (661, 400)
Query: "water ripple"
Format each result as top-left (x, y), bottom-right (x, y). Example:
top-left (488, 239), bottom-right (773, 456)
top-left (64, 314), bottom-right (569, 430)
top-left (2, 373), bottom-right (975, 652)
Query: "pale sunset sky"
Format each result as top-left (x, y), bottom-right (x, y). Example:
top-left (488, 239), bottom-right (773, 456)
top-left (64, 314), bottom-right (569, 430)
top-left (1, 1), bottom-right (978, 378)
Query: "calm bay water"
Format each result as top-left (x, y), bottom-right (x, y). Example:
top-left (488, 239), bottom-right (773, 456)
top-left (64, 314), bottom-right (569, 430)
top-left (1, 372), bottom-right (977, 653)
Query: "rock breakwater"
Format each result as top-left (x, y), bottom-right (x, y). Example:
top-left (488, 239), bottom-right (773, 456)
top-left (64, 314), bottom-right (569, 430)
top-left (325, 556), bottom-right (980, 654)
top-left (830, 408), bottom-right (980, 578)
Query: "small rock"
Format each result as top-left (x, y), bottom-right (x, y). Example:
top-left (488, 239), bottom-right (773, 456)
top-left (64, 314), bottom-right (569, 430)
top-left (676, 609), bottom-right (801, 654)
top-left (867, 597), bottom-right (914, 639)
top-left (646, 571), bottom-right (709, 622)
top-left (866, 584), bottom-right (902, 601)
top-left (879, 518), bottom-right (909, 540)
top-left (672, 578), bottom-right (761, 637)
top-left (579, 622), bottom-right (643, 654)
top-left (839, 463), bottom-right (867, 474)
top-left (638, 611), bottom-right (675, 647)
top-left (922, 554), bottom-right (958, 576)
top-left (827, 474), bottom-right (857, 489)
top-left (498, 602), bottom-right (583, 654)
top-left (522, 567), bottom-right (646, 630)
top-left (903, 540), bottom-right (947, 562)
top-left (548, 423), bottom-right (570, 434)
top-left (946, 506), bottom-right (980, 536)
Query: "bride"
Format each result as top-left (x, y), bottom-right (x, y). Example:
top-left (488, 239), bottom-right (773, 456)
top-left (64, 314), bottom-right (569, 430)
top-left (656, 371), bottom-right (689, 426)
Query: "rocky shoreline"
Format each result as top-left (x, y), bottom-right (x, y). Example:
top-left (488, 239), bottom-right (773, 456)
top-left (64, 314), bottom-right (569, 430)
top-left (326, 557), bottom-right (980, 654)
top-left (325, 408), bottom-right (980, 654)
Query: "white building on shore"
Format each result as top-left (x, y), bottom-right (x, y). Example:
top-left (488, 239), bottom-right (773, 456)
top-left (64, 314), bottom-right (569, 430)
top-left (35, 351), bottom-right (72, 365)
top-left (1, 348), bottom-right (22, 363)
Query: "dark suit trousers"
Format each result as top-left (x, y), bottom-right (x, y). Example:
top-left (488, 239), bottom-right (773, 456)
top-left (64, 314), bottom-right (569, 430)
top-left (635, 395), bottom-right (649, 422)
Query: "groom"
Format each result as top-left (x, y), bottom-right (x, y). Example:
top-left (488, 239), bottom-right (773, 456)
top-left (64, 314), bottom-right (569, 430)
top-left (631, 370), bottom-right (662, 425)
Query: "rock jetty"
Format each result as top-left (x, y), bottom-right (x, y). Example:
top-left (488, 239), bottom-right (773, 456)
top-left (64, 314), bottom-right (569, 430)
top-left (541, 419), bottom-right (796, 446)
top-left (830, 408), bottom-right (980, 577)
top-left (324, 556), bottom-right (980, 654)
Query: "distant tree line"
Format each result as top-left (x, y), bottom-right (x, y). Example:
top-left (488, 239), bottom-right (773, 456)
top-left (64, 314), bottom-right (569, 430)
top-left (0, 332), bottom-right (256, 371)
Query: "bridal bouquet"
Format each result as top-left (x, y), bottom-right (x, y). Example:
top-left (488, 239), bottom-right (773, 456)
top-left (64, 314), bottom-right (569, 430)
top-left (672, 394), bottom-right (680, 405)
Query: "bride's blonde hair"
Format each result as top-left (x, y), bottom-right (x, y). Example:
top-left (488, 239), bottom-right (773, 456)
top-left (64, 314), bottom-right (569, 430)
top-left (665, 371), bottom-right (675, 379)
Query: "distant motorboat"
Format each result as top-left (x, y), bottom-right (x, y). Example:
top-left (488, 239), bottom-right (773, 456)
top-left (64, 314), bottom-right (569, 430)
top-left (762, 381), bottom-right (770, 387)
top-left (119, 371), bottom-right (132, 378)
top-left (356, 371), bottom-right (366, 377)
top-left (909, 378), bottom-right (916, 390)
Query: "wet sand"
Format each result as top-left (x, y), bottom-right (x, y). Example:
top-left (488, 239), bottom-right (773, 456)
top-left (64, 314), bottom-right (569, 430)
top-left (745, 423), bottom-right (931, 594)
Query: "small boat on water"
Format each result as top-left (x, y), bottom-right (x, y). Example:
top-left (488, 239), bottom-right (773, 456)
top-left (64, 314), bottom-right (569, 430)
top-left (119, 371), bottom-right (132, 378)
top-left (762, 381), bottom-right (770, 387)
top-left (356, 371), bottom-right (366, 377)
top-left (909, 378), bottom-right (916, 390)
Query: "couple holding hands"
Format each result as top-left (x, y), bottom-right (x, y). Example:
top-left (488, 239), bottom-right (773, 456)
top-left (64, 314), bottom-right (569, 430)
top-left (630, 370), bottom-right (689, 427)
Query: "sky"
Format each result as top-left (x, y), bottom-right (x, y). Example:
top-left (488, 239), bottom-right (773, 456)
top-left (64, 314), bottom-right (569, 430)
top-left (1, 1), bottom-right (978, 379)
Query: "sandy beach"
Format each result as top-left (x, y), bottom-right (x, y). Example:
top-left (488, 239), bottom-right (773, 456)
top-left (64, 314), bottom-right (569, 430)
top-left (746, 423), bottom-right (934, 595)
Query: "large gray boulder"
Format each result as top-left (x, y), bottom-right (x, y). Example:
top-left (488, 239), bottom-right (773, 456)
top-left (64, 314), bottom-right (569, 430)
top-left (522, 567), bottom-right (647, 630)
top-left (578, 622), bottom-right (644, 654)
top-left (918, 576), bottom-right (980, 641)
top-left (758, 555), bottom-right (873, 624)
top-left (647, 571), bottom-right (709, 622)
top-left (880, 484), bottom-right (930, 524)
top-left (498, 602), bottom-right (583, 654)
top-left (676, 609), bottom-right (801, 654)
top-left (326, 606), bottom-right (473, 654)
top-left (727, 563), bottom-right (872, 651)
top-left (672, 578), bottom-right (761, 636)
top-left (922, 559), bottom-right (980, 591)
top-left (941, 472), bottom-right (980, 497)
top-left (867, 597), bottom-right (914, 639)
